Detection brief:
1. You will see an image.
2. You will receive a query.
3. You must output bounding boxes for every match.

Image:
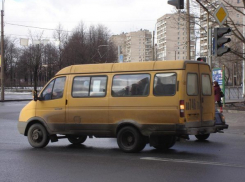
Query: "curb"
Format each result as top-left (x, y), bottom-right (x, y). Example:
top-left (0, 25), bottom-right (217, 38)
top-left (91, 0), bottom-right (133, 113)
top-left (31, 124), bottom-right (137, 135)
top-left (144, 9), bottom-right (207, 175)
top-left (0, 99), bottom-right (32, 102)
top-left (222, 109), bottom-right (245, 114)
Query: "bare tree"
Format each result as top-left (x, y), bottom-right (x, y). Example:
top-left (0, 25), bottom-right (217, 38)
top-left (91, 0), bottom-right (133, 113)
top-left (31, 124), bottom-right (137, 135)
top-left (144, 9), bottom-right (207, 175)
top-left (53, 23), bottom-right (68, 70)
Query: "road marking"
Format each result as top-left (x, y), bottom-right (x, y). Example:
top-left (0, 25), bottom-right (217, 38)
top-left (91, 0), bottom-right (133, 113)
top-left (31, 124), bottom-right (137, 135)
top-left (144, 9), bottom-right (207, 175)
top-left (141, 157), bottom-right (245, 168)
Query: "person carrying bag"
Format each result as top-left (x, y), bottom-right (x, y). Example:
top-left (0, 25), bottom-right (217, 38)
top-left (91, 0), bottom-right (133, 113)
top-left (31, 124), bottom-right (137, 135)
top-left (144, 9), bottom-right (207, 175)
top-left (213, 80), bottom-right (223, 112)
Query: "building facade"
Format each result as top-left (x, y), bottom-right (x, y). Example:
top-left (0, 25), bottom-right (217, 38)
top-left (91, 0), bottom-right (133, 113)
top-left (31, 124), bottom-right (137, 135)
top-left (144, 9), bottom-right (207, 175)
top-left (111, 29), bottom-right (153, 62)
top-left (156, 13), bottom-right (196, 61)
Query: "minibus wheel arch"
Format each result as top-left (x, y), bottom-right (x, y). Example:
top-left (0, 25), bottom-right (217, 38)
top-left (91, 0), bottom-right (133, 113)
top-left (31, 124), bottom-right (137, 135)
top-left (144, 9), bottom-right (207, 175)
top-left (24, 120), bottom-right (48, 136)
top-left (116, 122), bottom-right (142, 136)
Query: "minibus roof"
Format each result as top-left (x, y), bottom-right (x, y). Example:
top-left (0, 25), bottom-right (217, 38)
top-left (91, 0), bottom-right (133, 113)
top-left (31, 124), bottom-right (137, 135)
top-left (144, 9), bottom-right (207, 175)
top-left (56, 60), bottom-right (208, 75)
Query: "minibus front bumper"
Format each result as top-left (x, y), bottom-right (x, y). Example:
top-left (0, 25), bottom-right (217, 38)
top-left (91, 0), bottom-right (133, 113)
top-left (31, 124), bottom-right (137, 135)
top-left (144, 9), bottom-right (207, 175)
top-left (18, 121), bottom-right (27, 135)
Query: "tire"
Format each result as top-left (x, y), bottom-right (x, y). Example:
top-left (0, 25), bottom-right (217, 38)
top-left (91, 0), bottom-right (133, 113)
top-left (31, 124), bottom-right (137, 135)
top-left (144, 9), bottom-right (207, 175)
top-left (68, 135), bottom-right (87, 144)
top-left (195, 134), bottom-right (210, 141)
top-left (117, 126), bottom-right (146, 153)
top-left (153, 136), bottom-right (176, 150)
top-left (27, 123), bottom-right (49, 148)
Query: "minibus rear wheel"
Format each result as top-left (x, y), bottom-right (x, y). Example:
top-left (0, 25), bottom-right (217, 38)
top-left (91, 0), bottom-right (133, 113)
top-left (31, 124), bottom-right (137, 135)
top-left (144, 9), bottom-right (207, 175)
top-left (117, 126), bottom-right (146, 153)
top-left (67, 135), bottom-right (87, 144)
top-left (195, 134), bottom-right (210, 141)
top-left (27, 123), bottom-right (50, 148)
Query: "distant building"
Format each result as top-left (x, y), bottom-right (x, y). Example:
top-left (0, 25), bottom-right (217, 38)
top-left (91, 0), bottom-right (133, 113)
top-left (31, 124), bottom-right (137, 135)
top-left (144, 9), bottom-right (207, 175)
top-left (156, 13), bottom-right (196, 61)
top-left (111, 29), bottom-right (153, 62)
top-left (110, 33), bottom-right (126, 62)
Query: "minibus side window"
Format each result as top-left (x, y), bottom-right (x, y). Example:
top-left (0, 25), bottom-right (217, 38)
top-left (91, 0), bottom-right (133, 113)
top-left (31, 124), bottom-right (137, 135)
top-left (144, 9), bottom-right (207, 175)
top-left (153, 73), bottom-right (176, 96)
top-left (42, 80), bottom-right (54, 100)
top-left (72, 77), bottom-right (90, 97)
top-left (72, 76), bottom-right (107, 97)
top-left (202, 74), bottom-right (212, 96)
top-left (187, 73), bottom-right (198, 96)
top-left (112, 74), bottom-right (150, 97)
top-left (90, 77), bottom-right (107, 97)
top-left (41, 77), bottom-right (66, 100)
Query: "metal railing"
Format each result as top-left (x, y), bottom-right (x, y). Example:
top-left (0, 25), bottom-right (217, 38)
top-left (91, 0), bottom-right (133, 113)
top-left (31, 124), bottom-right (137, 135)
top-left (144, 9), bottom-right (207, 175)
top-left (225, 86), bottom-right (244, 100)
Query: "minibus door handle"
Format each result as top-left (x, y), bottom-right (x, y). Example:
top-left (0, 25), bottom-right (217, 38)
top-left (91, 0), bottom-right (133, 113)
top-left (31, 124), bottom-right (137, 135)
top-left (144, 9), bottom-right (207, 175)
top-left (54, 108), bottom-right (62, 110)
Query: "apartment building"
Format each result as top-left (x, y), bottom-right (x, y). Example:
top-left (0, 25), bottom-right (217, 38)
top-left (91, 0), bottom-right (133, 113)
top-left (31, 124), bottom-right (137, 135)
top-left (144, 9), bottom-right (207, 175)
top-left (110, 33), bottom-right (126, 62)
top-left (111, 29), bottom-right (153, 62)
top-left (156, 13), bottom-right (196, 61)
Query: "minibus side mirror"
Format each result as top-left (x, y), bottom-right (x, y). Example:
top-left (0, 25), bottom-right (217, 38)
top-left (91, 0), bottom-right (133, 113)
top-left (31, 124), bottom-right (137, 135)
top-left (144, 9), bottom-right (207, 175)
top-left (32, 90), bottom-right (43, 101)
top-left (32, 90), bottom-right (38, 101)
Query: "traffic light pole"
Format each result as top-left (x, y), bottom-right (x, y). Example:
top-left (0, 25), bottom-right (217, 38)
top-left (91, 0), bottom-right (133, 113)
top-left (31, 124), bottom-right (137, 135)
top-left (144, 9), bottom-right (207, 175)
top-left (1, 6), bottom-right (4, 101)
top-left (208, 28), bottom-right (212, 66)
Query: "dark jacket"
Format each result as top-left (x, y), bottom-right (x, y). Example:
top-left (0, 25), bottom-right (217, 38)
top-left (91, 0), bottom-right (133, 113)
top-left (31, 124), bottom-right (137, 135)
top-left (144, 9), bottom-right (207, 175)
top-left (214, 83), bottom-right (221, 102)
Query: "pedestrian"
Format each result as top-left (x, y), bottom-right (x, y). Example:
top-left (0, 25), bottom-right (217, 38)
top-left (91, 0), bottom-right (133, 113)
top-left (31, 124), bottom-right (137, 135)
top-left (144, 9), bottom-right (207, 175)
top-left (213, 80), bottom-right (223, 112)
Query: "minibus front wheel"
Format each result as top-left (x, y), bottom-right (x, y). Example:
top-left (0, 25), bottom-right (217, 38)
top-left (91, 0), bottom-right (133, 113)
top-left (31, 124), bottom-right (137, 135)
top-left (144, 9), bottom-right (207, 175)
top-left (67, 135), bottom-right (87, 144)
top-left (27, 123), bottom-right (50, 148)
top-left (117, 126), bottom-right (146, 153)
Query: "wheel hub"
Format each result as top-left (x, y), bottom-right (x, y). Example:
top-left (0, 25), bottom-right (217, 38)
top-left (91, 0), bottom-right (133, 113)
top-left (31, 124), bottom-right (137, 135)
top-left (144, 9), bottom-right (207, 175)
top-left (32, 129), bottom-right (42, 141)
top-left (127, 136), bottom-right (133, 143)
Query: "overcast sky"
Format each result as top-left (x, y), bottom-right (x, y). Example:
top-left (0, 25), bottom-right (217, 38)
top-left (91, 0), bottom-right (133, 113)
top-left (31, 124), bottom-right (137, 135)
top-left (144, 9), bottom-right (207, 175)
top-left (3, 0), bottom-right (175, 42)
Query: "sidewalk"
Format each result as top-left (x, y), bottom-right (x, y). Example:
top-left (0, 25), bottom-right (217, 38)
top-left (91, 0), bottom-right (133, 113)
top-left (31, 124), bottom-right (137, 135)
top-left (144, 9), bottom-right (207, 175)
top-left (216, 100), bottom-right (245, 113)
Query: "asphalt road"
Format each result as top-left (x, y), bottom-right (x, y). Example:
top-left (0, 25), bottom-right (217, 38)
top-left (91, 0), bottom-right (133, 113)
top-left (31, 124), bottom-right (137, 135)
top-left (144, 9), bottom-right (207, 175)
top-left (1, 101), bottom-right (245, 182)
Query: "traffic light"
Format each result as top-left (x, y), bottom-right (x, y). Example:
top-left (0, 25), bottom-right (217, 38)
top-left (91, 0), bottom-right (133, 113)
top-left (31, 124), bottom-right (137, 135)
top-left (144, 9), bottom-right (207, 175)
top-left (214, 28), bottom-right (231, 57)
top-left (197, 57), bottom-right (206, 62)
top-left (167, 0), bottom-right (184, 9)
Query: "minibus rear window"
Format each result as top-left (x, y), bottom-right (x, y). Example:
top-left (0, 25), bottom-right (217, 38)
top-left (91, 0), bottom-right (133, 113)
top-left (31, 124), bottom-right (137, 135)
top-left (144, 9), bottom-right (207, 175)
top-left (202, 74), bottom-right (212, 96)
top-left (112, 74), bottom-right (150, 97)
top-left (153, 73), bottom-right (176, 96)
top-left (187, 73), bottom-right (198, 96)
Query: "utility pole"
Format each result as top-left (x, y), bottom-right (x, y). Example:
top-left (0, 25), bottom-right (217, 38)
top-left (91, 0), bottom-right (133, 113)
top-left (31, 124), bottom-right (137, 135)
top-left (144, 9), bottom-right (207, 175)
top-left (207, 12), bottom-right (210, 65)
top-left (1, 1), bottom-right (4, 101)
top-left (243, 8), bottom-right (245, 98)
top-left (186, 0), bottom-right (190, 60)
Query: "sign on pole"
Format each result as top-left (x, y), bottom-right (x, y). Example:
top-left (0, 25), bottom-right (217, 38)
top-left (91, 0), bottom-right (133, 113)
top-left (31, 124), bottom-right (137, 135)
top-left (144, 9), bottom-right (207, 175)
top-left (212, 68), bottom-right (223, 87)
top-left (212, 67), bottom-right (225, 106)
top-left (213, 3), bottom-right (229, 26)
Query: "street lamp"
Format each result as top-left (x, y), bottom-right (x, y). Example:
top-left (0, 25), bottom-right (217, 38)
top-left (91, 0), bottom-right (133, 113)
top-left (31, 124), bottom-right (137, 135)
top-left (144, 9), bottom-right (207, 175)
top-left (1, 0), bottom-right (5, 101)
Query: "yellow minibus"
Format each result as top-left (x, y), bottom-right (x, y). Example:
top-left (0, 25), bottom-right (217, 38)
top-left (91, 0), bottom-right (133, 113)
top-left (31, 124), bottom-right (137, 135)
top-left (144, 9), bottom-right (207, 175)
top-left (18, 60), bottom-right (218, 153)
